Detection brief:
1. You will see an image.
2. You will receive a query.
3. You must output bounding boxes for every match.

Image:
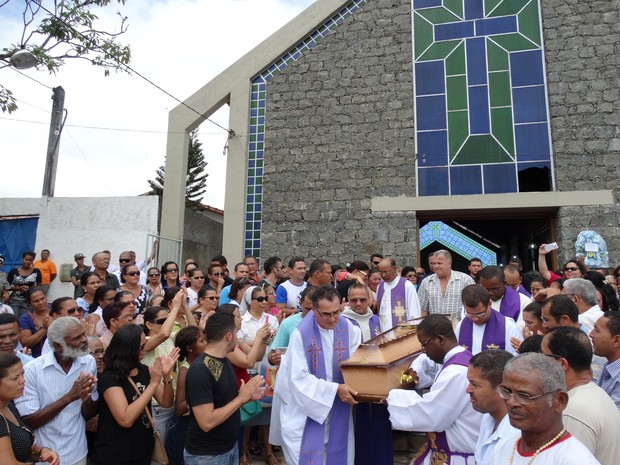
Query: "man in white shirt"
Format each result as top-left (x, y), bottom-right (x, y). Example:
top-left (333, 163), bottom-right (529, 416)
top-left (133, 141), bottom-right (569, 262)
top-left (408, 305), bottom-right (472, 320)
top-left (466, 349), bottom-right (518, 465)
top-left (493, 353), bottom-right (600, 465)
top-left (562, 278), bottom-right (603, 333)
top-left (274, 257), bottom-right (307, 316)
top-left (376, 258), bottom-right (421, 330)
top-left (541, 326), bottom-right (620, 465)
top-left (112, 248), bottom-right (156, 286)
top-left (387, 314), bottom-right (482, 465)
top-left (16, 317), bottom-right (97, 465)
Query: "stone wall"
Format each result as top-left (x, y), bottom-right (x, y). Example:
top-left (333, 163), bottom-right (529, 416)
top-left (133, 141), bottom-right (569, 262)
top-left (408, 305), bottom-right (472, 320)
top-left (262, 0), bottom-right (418, 265)
top-left (183, 208), bottom-right (224, 267)
top-left (543, 0), bottom-right (620, 265)
top-left (261, 0), bottom-right (620, 268)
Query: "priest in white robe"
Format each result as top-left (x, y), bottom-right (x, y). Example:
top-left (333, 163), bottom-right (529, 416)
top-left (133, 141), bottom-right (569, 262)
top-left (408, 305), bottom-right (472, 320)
top-left (387, 314), bottom-right (483, 465)
top-left (270, 286), bottom-right (362, 465)
top-left (478, 266), bottom-right (531, 328)
top-left (456, 285), bottom-right (523, 356)
top-left (377, 258), bottom-right (421, 331)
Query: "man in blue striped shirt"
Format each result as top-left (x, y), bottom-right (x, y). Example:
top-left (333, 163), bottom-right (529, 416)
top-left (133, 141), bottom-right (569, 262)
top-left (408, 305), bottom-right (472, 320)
top-left (590, 312), bottom-right (620, 410)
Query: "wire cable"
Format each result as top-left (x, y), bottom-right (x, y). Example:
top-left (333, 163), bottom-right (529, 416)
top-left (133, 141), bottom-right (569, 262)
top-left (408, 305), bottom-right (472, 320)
top-left (0, 115), bottom-right (225, 135)
top-left (27, 0), bottom-right (234, 136)
top-left (9, 66), bottom-right (54, 90)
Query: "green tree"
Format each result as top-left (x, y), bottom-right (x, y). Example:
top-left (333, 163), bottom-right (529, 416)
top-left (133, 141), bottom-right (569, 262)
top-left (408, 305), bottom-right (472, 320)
top-left (149, 130), bottom-right (208, 209)
top-left (0, 0), bottom-right (131, 113)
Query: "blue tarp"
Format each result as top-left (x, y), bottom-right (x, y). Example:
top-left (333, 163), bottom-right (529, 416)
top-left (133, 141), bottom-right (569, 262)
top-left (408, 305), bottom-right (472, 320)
top-left (0, 217), bottom-right (39, 273)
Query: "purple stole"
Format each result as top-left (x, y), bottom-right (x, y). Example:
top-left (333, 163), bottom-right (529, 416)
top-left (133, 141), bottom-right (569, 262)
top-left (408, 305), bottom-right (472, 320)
top-left (344, 313), bottom-right (382, 342)
top-left (517, 284), bottom-right (531, 298)
top-left (458, 309), bottom-right (507, 352)
top-left (299, 312), bottom-right (351, 465)
top-left (413, 350), bottom-right (474, 465)
top-left (376, 278), bottom-right (408, 327)
top-left (499, 286), bottom-right (521, 321)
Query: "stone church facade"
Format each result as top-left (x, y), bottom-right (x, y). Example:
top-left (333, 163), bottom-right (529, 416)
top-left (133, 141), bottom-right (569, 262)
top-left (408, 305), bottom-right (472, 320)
top-left (162, 0), bottom-right (619, 269)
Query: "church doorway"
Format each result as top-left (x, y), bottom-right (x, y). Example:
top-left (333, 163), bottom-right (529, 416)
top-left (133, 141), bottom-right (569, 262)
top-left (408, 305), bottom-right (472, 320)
top-left (418, 212), bottom-right (555, 275)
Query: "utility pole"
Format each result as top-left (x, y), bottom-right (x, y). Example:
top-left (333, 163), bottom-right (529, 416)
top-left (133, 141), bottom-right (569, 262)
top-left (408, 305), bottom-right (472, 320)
top-left (42, 86), bottom-right (65, 197)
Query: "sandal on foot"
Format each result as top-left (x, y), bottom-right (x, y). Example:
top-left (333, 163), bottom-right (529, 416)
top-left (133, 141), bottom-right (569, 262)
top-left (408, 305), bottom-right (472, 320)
top-left (239, 453), bottom-right (251, 465)
top-left (265, 454), bottom-right (281, 465)
top-left (248, 444), bottom-right (262, 456)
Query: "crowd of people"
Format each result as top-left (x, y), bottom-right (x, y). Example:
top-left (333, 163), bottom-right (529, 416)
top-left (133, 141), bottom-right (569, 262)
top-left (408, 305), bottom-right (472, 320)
top-left (0, 246), bottom-right (619, 465)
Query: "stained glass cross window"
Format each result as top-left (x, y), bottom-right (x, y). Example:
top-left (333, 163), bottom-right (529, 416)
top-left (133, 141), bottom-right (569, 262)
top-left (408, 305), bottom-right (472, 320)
top-left (413, 0), bottom-right (554, 196)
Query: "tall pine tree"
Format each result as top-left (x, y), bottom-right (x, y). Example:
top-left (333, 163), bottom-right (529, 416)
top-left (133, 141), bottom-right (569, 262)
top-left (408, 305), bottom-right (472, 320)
top-left (148, 130), bottom-right (208, 208)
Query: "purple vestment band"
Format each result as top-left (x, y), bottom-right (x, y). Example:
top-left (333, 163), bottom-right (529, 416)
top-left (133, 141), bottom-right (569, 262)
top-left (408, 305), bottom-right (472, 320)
top-left (377, 277), bottom-right (408, 327)
top-left (343, 313), bottom-right (381, 342)
top-left (517, 284), bottom-right (531, 298)
top-left (413, 349), bottom-right (474, 465)
top-left (299, 312), bottom-right (351, 465)
top-left (499, 285), bottom-right (521, 321)
top-left (458, 309), bottom-right (507, 352)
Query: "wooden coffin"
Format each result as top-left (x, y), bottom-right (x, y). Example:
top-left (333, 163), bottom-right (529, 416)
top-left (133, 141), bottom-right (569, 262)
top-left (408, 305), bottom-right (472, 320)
top-left (340, 318), bottom-right (423, 402)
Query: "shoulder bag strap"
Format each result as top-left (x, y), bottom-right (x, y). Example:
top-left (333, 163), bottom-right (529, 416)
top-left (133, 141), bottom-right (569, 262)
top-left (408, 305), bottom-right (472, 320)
top-left (127, 375), bottom-right (159, 433)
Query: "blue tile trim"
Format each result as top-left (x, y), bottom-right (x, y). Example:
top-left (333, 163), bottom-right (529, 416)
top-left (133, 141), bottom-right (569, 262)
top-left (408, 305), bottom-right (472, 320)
top-left (244, 0), bottom-right (369, 258)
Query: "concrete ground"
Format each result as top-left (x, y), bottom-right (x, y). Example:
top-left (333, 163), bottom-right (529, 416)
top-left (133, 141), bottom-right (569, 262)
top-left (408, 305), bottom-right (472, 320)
top-left (245, 431), bottom-right (424, 464)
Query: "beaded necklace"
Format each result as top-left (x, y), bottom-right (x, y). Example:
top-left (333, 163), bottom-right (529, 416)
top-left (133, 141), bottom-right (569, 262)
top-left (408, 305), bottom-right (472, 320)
top-left (509, 428), bottom-right (566, 465)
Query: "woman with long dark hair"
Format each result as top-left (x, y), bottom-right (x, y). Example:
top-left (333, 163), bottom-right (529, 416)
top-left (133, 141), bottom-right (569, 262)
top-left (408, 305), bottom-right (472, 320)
top-left (120, 264), bottom-right (151, 314)
top-left (141, 304), bottom-right (181, 446)
top-left (165, 326), bottom-right (206, 465)
top-left (185, 268), bottom-right (206, 308)
top-left (0, 352), bottom-right (59, 464)
top-left (161, 262), bottom-right (181, 290)
top-left (228, 278), bottom-right (253, 311)
top-left (89, 286), bottom-right (116, 337)
top-left (7, 251), bottom-right (42, 319)
top-left (161, 287), bottom-right (197, 337)
top-left (91, 324), bottom-right (178, 465)
top-left (76, 272), bottom-right (102, 313)
top-left (18, 287), bottom-right (49, 358)
top-left (193, 286), bottom-right (218, 324)
top-left (147, 267), bottom-right (164, 297)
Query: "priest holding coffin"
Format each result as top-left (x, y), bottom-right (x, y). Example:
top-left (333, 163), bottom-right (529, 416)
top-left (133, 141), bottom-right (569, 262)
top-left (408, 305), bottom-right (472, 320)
top-left (270, 286), bottom-right (362, 465)
top-left (386, 315), bottom-right (483, 465)
top-left (456, 285), bottom-right (523, 356)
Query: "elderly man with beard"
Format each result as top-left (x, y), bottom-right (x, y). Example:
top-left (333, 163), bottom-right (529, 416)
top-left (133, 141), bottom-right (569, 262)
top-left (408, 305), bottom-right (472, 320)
top-left (15, 317), bottom-right (97, 465)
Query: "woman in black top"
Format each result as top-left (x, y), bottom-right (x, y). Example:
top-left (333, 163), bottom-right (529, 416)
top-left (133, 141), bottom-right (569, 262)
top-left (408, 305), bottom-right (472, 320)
top-left (7, 251), bottom-right (42, 319)
top-left (92, 324), bottom-right (179, 465)
top-left (0, 352), bottom-right (59, 464)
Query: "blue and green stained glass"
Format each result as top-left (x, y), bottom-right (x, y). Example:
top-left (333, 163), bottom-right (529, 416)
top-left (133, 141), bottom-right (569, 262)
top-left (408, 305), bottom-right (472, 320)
top-left (413, 0), bottom-right (554, 196)
top-left (419, 221), bottom-right (497, 264)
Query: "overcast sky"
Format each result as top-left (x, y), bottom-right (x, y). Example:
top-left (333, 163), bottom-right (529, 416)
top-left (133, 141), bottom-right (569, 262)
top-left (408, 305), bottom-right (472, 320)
top-left (0, 0), bottom-right (314, 209)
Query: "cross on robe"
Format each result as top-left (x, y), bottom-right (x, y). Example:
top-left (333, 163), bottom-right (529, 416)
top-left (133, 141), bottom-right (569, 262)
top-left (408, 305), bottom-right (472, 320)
top-left (307, 337), bottom-right (322, 373)
top-left (393, 300), bottom-right (407, 323)
top-left (334, 336), bottom-right (348, 363)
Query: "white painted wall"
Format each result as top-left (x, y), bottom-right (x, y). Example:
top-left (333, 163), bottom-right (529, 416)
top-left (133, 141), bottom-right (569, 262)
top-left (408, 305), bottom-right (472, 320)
top-left (0, 196), bottom-right (159, 301)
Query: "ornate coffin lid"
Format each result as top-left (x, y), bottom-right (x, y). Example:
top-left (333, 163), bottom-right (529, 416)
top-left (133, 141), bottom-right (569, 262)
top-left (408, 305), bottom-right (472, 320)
top-left (341, 318), bottom-right (424, 367)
